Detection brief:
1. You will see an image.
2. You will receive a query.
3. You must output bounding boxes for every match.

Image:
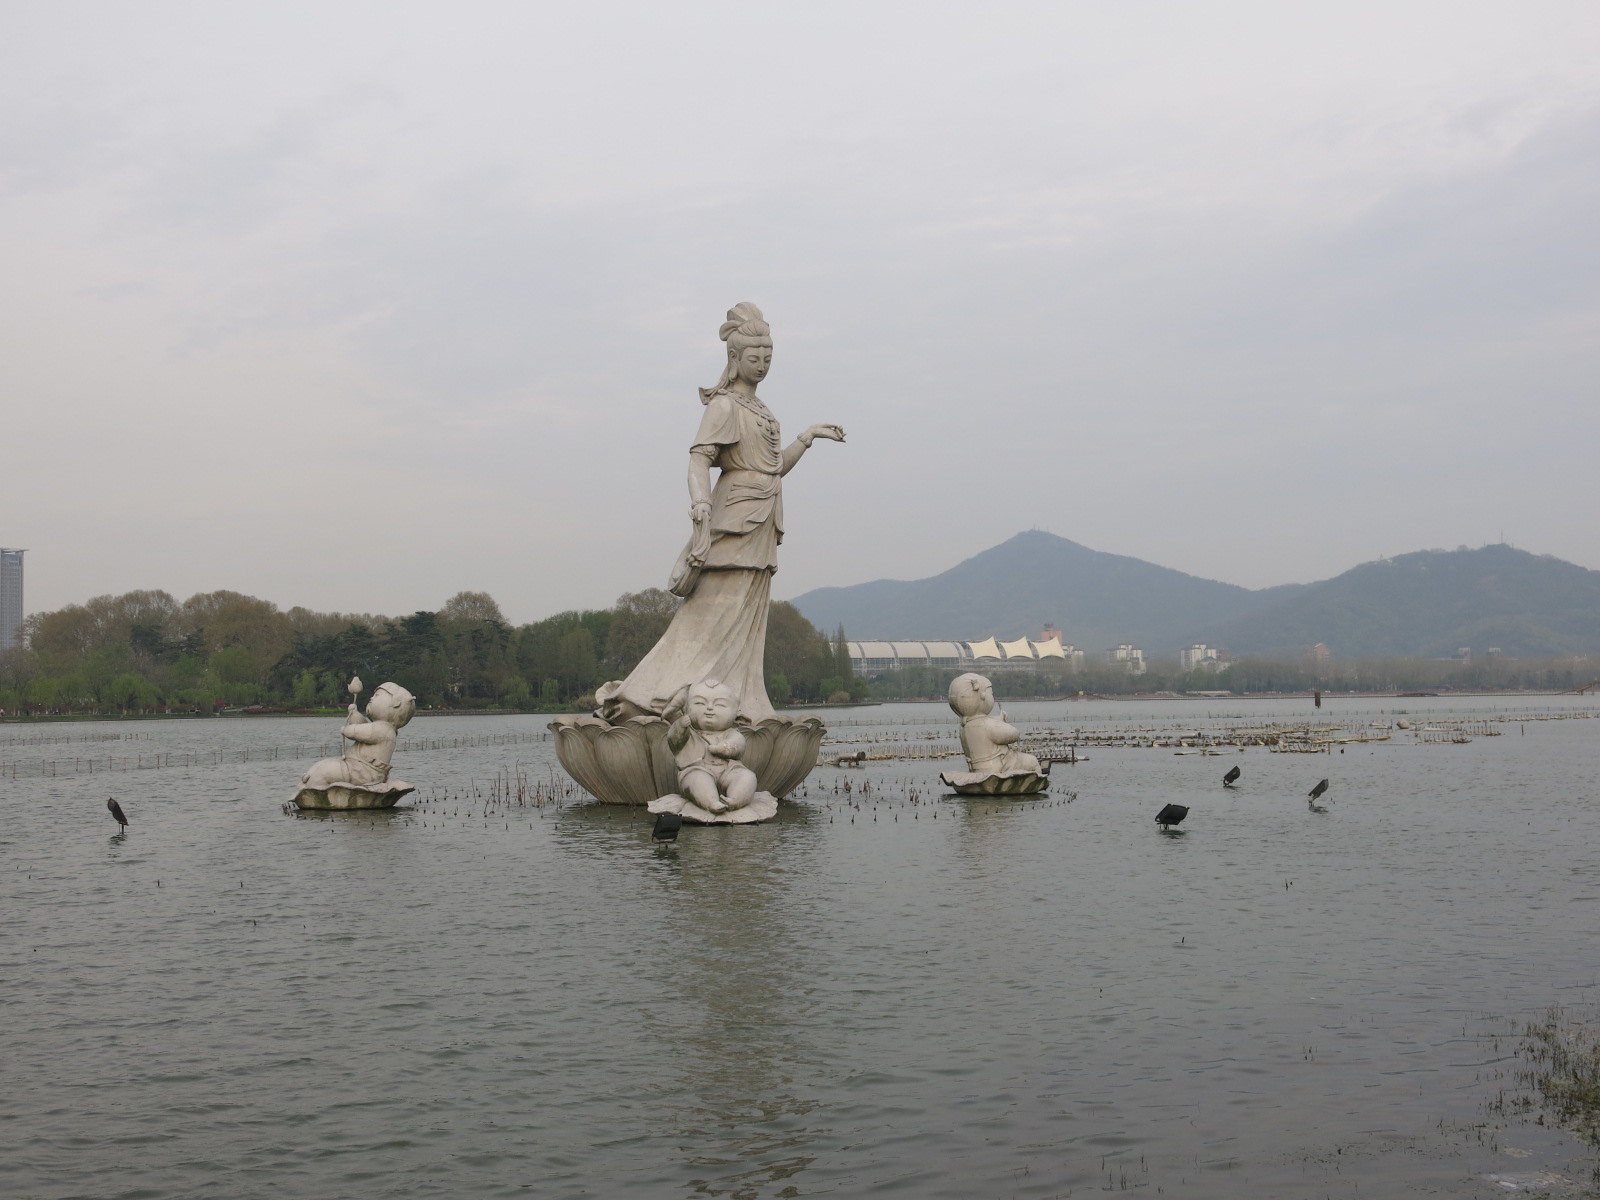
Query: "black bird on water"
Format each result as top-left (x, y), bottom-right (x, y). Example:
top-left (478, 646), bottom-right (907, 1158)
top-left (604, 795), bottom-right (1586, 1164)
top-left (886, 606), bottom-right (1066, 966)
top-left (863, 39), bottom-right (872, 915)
top-left (1307, 778), bottom-right (1331, 812)
top-left (107, 797), bottom-right (128, 829)
top-left (1155, 803), bottom-right (1188, 830)
top-left (1222, 766), bottom-right (1241, 787)
top-left (652, 812), bottom-right (683, 843)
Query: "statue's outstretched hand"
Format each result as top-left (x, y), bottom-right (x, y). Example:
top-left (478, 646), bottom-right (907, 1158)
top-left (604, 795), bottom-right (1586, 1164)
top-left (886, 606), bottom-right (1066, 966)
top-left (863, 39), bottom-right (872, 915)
top-left (805, 423), bottom-right (845, 444)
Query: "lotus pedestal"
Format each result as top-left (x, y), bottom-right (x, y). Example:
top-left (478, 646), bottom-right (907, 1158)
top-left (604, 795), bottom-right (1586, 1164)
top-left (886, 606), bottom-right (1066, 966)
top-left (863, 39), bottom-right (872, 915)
top-left (550, 714), bottom-right (825, 809)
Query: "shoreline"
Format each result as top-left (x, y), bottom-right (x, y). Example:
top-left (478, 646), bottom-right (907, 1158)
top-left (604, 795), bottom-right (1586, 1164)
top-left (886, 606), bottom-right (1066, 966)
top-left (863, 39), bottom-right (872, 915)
top-left (2, 689), bottom-right (1592, 726)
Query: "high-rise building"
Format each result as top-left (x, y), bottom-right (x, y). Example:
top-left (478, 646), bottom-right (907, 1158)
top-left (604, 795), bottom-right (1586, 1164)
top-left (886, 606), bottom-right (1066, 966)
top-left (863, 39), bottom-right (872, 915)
top-left (0, 548), bottom-right (25, 653)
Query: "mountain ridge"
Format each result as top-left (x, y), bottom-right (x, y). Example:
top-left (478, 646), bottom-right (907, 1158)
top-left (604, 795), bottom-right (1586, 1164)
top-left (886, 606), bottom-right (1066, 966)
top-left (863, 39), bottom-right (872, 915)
top-left (787, 532), bottom-right (1600, 659)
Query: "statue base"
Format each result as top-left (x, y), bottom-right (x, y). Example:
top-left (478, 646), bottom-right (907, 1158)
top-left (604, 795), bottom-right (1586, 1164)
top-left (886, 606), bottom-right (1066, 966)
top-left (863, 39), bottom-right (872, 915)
top-left (648, 791), bottom-right (779, 825)
top-left (939, 770), bottom-right (1050, 796)
top-left (292, 781), bottom-right (416, 809)
top-left (550, 713), bottom-right (825, 806)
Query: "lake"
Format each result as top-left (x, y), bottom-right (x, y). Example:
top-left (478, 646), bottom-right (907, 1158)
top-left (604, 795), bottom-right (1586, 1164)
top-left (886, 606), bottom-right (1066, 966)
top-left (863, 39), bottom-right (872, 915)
top-left (4, 695), bottom-right (1598, 1198)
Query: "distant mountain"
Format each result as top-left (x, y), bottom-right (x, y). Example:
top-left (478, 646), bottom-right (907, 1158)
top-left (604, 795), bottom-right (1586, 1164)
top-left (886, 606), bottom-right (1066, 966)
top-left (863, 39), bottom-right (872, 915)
top-left (787, 530), bottom-right (1294, 649)
top-left (1204, 544), bottom-right (1600, 658)
top-left (789, 533), bottom-right (1600, 659)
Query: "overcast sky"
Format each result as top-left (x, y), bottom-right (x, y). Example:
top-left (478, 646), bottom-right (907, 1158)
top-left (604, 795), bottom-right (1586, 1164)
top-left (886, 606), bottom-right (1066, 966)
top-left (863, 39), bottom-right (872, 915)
top-left (3, 1), bottom-right (1597, 623)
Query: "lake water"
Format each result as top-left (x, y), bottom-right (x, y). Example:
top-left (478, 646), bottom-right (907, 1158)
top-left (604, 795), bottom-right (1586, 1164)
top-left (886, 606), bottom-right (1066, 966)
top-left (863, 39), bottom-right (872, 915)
top-left (4, 695), bottom-right (1599, 1199)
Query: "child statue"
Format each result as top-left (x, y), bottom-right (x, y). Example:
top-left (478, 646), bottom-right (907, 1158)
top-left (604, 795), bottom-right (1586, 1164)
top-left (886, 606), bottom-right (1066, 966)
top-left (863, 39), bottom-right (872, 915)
top-left (291, 681), bottom-right (418, 809)
top-left (938, 672), bottom-right (1049, 795)
top-left (646, 678), bottom-right (779, 824)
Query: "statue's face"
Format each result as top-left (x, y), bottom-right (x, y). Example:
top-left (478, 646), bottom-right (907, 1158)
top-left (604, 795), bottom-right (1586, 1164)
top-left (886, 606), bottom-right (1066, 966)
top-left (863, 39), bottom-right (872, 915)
top-left (687, 683), bottom-right (738, 731)
top-left (732, 343), bottom-right (772, 387)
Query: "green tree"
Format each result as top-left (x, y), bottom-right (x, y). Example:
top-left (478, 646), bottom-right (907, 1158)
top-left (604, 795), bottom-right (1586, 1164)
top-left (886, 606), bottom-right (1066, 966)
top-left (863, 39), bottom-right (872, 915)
top-left (554, 627), bottom-right (598, 697)
top-left (291, 669), bottom-right (319, 708)
top-left (501, 675), bottom-right (532, 707)
top-left (767, 672), bottom-right (792, 707)
top-left (107, 672), bottom-right (160, 713)
top-left (210, 646), bottom-right (265, 690)
top-left (765, 601), bottom-right (832, 701)
top-left (439, 591), bottom-right (507, 624)
top-left (602, 588), bottom-right (680, 678)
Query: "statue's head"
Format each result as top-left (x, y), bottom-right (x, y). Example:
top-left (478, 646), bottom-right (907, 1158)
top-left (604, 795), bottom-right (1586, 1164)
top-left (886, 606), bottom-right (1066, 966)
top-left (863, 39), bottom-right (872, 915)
top-left (707, 302), bottom-right (772, 393)
top-left (366, 681), bottom-right (417, 728)
top-left (947, 672), bottom-right (996, 718)
top-left (685, 677), bottom-right (740, 731)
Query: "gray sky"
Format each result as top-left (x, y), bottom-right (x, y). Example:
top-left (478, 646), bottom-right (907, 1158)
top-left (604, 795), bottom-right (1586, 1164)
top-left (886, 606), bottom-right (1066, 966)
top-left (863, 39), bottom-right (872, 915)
top-left (4, 1), bottom-right (1597, 623)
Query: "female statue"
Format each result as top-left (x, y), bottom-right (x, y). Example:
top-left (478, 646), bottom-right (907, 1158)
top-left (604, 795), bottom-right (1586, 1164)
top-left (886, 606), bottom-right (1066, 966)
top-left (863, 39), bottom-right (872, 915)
top-left (597, 303), bottom-right (844, 724)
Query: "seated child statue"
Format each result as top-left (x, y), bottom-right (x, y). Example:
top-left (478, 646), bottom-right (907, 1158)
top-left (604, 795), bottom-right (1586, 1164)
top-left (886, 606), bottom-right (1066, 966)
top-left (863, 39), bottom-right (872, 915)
top-left (301, 682), bottom-right (417, 790)
top-left (939, 672), bottom-right (1048, 794)
top-left (648, 678), bottom-right (778, 824)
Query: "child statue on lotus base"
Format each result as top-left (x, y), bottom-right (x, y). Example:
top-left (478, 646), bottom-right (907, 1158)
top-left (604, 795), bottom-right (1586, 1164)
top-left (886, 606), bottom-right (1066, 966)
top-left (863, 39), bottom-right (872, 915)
top-left (939, 673), bottom-right (1050, 796)
top-left (292, 679), bottom-right (418, 810)
top-left (647, 679), bottom-right (780, 825)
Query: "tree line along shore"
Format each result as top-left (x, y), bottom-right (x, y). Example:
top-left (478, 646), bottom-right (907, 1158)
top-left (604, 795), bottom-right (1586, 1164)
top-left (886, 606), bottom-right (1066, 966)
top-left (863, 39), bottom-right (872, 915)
top-left (0, 587), bottom-right (865, 718)
top-left (1, 586), bottom-right (1593, 719)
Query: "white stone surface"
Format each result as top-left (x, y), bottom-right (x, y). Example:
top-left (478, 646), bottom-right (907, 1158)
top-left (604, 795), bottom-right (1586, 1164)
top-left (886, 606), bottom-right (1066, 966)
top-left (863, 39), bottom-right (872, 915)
top-left (647, 790), bottom-right (780, 825)
top-left (292, 780), bottom-right (416, 810)
top-left (638, 678), bottom-right (783, 823)
top-left (595, 303), bottom-right (843, 725)
top-left (292, 682), bottom-right (417, 809)
top-left (550, 711), bottom-right (824, 806)
top-left (939, 672), bottom-right (1049, 795)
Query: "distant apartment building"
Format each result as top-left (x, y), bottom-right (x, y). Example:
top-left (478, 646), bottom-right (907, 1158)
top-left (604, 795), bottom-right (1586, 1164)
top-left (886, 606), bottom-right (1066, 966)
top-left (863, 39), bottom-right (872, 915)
top-left (1308, 642), bottom-right (1333, 664)
top-left (1107, 644), bottom-right (1146, 674)
top-left (0, 548), bottom-right (24, 653)
top-left (1180, 644), bottom-right (1215, 671)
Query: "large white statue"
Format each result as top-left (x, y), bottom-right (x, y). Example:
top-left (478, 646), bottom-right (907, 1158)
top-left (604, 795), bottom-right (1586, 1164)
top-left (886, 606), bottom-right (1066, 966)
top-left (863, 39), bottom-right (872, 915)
top-left (596, 302), bottom-right (844, 724)
top-left (292, 679), bottom-right (418, 809)
top-left (647, 678), bottom-right (779, 824)
top-left (939, 673), bottom-right (1050, 796)
top-left (553, 304), bottom-right (834, 808)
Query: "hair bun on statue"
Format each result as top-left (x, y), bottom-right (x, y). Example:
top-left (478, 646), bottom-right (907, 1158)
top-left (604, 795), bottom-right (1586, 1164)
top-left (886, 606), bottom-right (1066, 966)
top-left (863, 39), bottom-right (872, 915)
top-left (719, 302), bottom-right (769, 345)
top-left (702, 302), bottom-right (772, 401)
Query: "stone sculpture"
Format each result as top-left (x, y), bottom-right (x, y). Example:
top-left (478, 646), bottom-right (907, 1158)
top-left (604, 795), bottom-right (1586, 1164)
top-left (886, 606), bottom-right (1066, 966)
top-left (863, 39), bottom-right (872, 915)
top-left (938, 673), bottom-right (1050, 796)
top-left (646, 679), bottom-right (779, 824)
top-left (292, 679), bottom-right (417, 809)
top-left (552, 303), bottom-right (836, 805)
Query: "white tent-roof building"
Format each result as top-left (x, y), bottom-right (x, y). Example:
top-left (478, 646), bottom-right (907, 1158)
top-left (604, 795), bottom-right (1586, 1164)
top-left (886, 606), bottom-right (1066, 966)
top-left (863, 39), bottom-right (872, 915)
top-left (846, 636), bottom-right (1087, 676)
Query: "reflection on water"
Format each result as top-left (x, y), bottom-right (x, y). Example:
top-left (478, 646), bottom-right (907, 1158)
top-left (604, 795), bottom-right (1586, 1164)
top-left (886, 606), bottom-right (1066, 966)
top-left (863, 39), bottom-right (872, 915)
top-left (3, 696), bottom-right (1600, 1198)
top-left (557, 803), bottom-right (828, 1195)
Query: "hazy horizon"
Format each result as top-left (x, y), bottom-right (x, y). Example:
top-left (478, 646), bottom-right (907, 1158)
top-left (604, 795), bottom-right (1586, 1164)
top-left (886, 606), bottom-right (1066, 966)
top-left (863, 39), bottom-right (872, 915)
top-left (5, 2), bottom-right (1597, 623)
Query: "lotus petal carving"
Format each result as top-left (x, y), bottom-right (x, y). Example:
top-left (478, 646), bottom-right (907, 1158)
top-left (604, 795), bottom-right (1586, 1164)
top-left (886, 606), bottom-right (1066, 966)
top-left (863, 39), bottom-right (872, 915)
top-left (648, 791), bottom-right (780, 824)
top-left (292, 781), bottom-right (416, 809)
top-left (938, 770), bottom-right (1050, 796)
top-left (552, 714), bottom-right (825, 806)
top-left (549, 715), bottom-right (677, 807)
